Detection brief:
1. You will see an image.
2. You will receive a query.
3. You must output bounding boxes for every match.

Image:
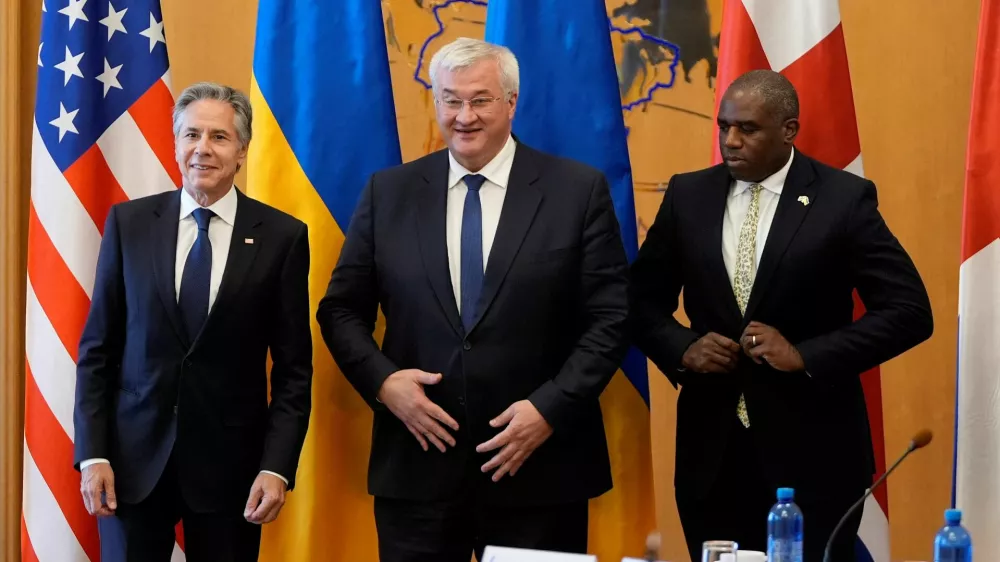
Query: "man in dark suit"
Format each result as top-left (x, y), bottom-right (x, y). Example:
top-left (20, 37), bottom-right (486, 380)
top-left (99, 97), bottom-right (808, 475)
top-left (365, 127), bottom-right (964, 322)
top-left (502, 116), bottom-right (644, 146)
top-left (316, 37), bottom-right (629, 561)
top-left (630, 70), bottom-right (933, 562)
top-left (74, 82), bottom-right (312, 562)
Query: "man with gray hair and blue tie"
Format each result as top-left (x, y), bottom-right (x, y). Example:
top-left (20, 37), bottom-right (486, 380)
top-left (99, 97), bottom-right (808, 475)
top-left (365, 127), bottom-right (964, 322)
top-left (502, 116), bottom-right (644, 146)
top-left (318, 37), bottom-right (630, 561)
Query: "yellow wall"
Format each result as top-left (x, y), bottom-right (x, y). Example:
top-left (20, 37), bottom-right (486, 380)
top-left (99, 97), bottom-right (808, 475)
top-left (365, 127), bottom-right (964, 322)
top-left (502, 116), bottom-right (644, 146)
top-left (157, 0), bottom-right (979, 560)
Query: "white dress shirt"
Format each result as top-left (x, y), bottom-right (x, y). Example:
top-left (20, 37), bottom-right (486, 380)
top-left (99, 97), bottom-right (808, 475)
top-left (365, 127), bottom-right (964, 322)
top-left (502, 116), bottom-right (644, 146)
top-left (721, 149), bottom-right (795, 285)
top-left (446, 135), bottom-right (517, 312)
top-left (81, 186), bottom-right (288, 484)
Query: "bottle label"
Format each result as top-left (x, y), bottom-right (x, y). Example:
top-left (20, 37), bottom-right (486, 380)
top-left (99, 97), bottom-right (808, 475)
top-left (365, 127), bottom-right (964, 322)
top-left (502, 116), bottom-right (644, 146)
top-left (768, 539), bottom-right (803, 562)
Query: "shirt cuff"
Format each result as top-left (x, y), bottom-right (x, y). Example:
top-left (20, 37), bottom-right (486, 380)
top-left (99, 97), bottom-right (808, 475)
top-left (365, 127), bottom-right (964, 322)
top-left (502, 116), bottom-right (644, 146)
top-left (260, 470), bottom-right (288, 485)
top-left (80, 458), bottom-right (110, 469)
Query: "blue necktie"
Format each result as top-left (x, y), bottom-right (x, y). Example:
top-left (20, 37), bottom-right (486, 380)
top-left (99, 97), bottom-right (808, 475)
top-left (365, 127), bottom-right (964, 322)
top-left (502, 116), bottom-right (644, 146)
top-left (460, 174), bottom-right (486, 331)
top-left (178, 207), bottom-right (215, 342)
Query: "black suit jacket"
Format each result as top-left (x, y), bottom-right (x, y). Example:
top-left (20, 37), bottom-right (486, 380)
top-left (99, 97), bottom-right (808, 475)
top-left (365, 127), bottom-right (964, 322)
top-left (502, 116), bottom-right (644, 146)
top-left (74, 188), bottom-right (313, 513)
top-left (316, 143), bottom-right (629, 506)
top-left (630, 151), bottom-right (932, 500)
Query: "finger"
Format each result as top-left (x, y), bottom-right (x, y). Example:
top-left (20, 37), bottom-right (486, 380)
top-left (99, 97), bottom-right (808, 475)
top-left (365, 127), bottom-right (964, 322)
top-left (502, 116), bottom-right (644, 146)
top-left (104, 478), bottom-right (117, 511)
top-left (492, 456), bottom-right (519, 483)
top-left (417, 416), bottom-right (454, 449)
top-left (81, 488), bottom-right (93, 515)
top-left (405, 422), bottom-right (430, 451)
top-left (709, 333), bottom-right (741, 352)
top-left (244, 484), bottom-right (264, 518)
top-left (425, 401), bottom-right (460, 431)
top-left (705, 348), bottom-right (737, 367)
top-left (415, 371), bottom-right (443, 385)
top-left (490, 404), bottom-right (517, 428)
top-left (476, 427), bottom-right (512, 453)
top-left (250, 494), bottom-right (276, 523)
top-left (481, 444), bottom-right (516, 473)
top-left (89, 488), bottom-right (104, 517)
top-left (261, 498), bottom-right (285, 524)
top-left (424, 430), bottom-right (448, 453)
top-left (705, 340), bottom-right (740, 359)
top-left (509, 450), bottom-right (532, 476)
top-left (95, 505), bottom-right (115, 517)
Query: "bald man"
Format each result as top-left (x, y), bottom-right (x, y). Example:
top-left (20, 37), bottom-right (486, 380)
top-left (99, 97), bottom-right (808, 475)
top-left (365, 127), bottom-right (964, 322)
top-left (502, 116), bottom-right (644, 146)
top-left (629, 70), bottom-right (932, 561)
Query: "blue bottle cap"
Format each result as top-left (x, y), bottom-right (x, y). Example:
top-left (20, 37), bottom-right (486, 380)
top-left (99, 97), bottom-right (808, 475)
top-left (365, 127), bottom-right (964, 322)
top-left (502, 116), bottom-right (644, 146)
top-left (777, 487), bottom-right (795, 501)
top-left (945, 509), bottom-right (962, 525)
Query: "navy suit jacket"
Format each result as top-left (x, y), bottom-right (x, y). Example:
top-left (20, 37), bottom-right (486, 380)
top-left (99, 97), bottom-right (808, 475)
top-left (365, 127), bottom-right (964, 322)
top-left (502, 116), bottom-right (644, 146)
top-left (73, 188), bottom-right (312, 513)
top-left (317, 143), bottom-right (630, 506)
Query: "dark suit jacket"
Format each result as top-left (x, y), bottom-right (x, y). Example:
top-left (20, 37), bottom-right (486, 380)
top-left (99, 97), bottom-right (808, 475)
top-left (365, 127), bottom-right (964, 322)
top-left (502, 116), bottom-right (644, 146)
top-left (630, 150), bottom-right (932, 500)
top-left (316, 143), bottom-right (629, 506)
top-left (73, 188), bottom-right (313, 513)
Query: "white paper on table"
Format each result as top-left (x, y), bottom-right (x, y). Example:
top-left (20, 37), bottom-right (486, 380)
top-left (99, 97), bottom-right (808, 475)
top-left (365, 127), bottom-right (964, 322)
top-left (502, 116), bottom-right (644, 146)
top-left (480, 546), bottom-right (598, 562)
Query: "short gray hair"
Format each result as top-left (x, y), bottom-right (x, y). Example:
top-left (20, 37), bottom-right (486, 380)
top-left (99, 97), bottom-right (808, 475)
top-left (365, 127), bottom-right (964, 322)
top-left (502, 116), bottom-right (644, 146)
top-left (429, 37), bottom-right (519, 100)
top-left (172, 81), bottom-right (253, 148)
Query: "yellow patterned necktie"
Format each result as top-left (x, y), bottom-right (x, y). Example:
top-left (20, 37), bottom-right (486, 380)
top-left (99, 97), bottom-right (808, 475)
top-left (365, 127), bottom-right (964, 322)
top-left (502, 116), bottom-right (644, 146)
top-left (733, 183), bottom-right (762, 428)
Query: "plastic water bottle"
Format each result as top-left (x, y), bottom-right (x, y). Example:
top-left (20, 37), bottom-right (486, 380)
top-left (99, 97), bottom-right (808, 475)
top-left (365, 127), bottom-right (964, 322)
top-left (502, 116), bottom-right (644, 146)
top-left (934, 509), bottom-right (972, 562)
top-left (767, 487), bottom-right (804, 562)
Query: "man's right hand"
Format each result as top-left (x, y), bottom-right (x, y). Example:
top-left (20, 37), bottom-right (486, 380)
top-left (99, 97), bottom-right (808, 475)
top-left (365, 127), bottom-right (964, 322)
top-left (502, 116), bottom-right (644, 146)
top-left (378, 369), bottom-right (459, 452)
top-left (80, 463), bottom-right (117, 517)
top-left (681, 333), bottom-right (741, 373)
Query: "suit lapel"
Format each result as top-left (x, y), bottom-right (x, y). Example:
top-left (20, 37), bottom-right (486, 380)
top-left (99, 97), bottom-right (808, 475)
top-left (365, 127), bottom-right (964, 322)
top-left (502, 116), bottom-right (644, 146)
top-left (150, 190), bottom-right (188, 345)
top-left (194, 189), bottom-right (262, 347)
top-left (466, 145), bottom-right (542, 333)
top-left (703, 165), bottom-right (744, 326)
top-left (417, 151), bottom-right (464, 337)
top-left (743, 153), bottom-right (817, 321)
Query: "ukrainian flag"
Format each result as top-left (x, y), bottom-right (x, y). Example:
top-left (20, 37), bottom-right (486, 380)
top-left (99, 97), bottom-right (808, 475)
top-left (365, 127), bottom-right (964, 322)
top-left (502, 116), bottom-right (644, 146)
top-left (485, 1), bottom-right (657, 559)
top-left (247, 1), bottom-right (400, 560)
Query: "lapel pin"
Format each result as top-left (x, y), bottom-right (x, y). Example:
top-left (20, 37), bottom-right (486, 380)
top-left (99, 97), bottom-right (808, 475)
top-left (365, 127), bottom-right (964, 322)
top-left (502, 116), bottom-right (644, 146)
top-left (797, 196), bottom-right (810, 206)
top-left (245, 238), bottom-right (254, 244)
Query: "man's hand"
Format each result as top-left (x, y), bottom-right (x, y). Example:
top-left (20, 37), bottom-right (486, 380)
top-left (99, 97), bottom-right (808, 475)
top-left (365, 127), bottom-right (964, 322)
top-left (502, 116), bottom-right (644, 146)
top-left (741, 321), bottom-right (805, 372)
top-left (244, 473), bottom-right (287, 524)
top-left (378, 369), bottom-right (459, 452)
top-left (476, 400), bottom-right (553, 483)
top-left (80, 463), bottom-right (116, 517)
top-left (681, 333), bottom-right (741, 373)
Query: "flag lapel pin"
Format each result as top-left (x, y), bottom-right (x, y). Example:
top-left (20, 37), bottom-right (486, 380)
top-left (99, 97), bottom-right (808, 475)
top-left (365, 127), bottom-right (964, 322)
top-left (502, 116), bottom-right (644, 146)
top-left (797, 196), bottom-right (810, 206)
top-left (245, 238), bottom-right (254, 244)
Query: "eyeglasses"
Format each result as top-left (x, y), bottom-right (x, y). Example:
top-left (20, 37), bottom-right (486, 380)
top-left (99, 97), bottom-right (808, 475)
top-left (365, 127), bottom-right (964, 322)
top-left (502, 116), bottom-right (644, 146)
top-left (436, 96), bottom-right (504, 114)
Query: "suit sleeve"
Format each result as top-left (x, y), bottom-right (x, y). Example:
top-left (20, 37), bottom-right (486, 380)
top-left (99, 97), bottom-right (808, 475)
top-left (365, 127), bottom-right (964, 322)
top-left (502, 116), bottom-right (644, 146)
top-left (316, 175), bottom-right (399, 409)
top-left (260, 222), bottom-right (313, 489)
top-left (796, 181), bottom-right (933, 380)
top-left (628, 177), bottom-right (699, 387)
top-left (74, 205), bottom-right (126, 469)
top-left (527, 173), bottom-right (630, 433)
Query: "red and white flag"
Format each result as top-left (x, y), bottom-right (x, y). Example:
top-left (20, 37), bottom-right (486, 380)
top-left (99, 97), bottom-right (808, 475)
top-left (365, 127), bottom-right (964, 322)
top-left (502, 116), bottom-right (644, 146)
top-left (955, 0), bottom-right (1000, 554)
top-left (713, 1), bottom-right (887, 560)
top-left (23, 0), bottom-right (183, 560)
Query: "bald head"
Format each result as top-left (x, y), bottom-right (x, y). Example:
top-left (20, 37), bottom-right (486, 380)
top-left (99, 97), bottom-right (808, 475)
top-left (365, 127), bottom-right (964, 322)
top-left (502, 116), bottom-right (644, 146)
top-left (724, 70), bottom-right (799, 123)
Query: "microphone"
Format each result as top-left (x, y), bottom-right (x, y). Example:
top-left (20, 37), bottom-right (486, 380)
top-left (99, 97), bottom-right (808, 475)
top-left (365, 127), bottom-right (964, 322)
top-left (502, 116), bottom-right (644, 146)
top-left (643, 531), bottom-right (661, 562)
top-left (822, 430), bottom-right (933, 562)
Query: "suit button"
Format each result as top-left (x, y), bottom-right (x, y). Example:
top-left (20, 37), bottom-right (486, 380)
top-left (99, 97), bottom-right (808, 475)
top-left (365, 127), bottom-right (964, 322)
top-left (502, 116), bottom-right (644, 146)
top-left (458, 396), bottom-right (466, 406)
top-left (463, 341), bottom-right (472, 351)
top-left (173, 405), bottom-right (178, 415)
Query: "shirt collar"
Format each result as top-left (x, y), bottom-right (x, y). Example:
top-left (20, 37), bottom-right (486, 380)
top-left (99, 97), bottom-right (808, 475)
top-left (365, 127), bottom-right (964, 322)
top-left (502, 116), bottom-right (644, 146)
top-left (732, 148), bottom-right (795, 197)
top-left (447, 135), bottom-right (517, 190)
top-left (179, 185), bottom-right (238, 226)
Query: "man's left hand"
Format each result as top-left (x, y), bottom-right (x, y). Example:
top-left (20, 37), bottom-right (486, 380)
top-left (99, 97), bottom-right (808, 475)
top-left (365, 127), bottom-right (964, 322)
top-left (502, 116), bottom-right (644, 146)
top-left (244, 473), bottom-right (287, 524)
top-left (476, 400), bottom-right (553, 483)
top-left (741, 321), bottom-right (806, 372)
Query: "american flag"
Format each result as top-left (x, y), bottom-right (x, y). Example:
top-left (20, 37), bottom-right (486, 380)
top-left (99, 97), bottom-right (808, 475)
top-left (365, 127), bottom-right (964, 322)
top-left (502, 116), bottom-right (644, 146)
top-left (23, 0), bottom-right (182, 560)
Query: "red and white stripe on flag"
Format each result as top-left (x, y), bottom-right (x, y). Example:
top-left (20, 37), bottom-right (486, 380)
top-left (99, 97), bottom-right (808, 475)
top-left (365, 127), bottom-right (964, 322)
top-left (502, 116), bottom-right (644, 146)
top-left (23, 1), bottom-right (184, 560)
top-left (956, 0), bottom-right (1000, 555)
top-left (713, 1), bottom-right (888, 561)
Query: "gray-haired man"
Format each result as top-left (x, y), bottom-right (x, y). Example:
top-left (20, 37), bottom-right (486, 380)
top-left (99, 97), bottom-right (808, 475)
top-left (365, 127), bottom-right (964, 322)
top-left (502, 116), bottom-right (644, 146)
top-left (74, 82), bottom-right (313, 562)
top-left (318, 37), bottom-right (629, 561)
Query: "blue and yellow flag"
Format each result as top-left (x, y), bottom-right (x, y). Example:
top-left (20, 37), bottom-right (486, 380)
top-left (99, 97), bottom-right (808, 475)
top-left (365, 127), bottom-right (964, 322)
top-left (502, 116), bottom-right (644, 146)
top-left (248, 1), bottom-right (401, 560)
top-left (485, 1), bottom-right (656, 559)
